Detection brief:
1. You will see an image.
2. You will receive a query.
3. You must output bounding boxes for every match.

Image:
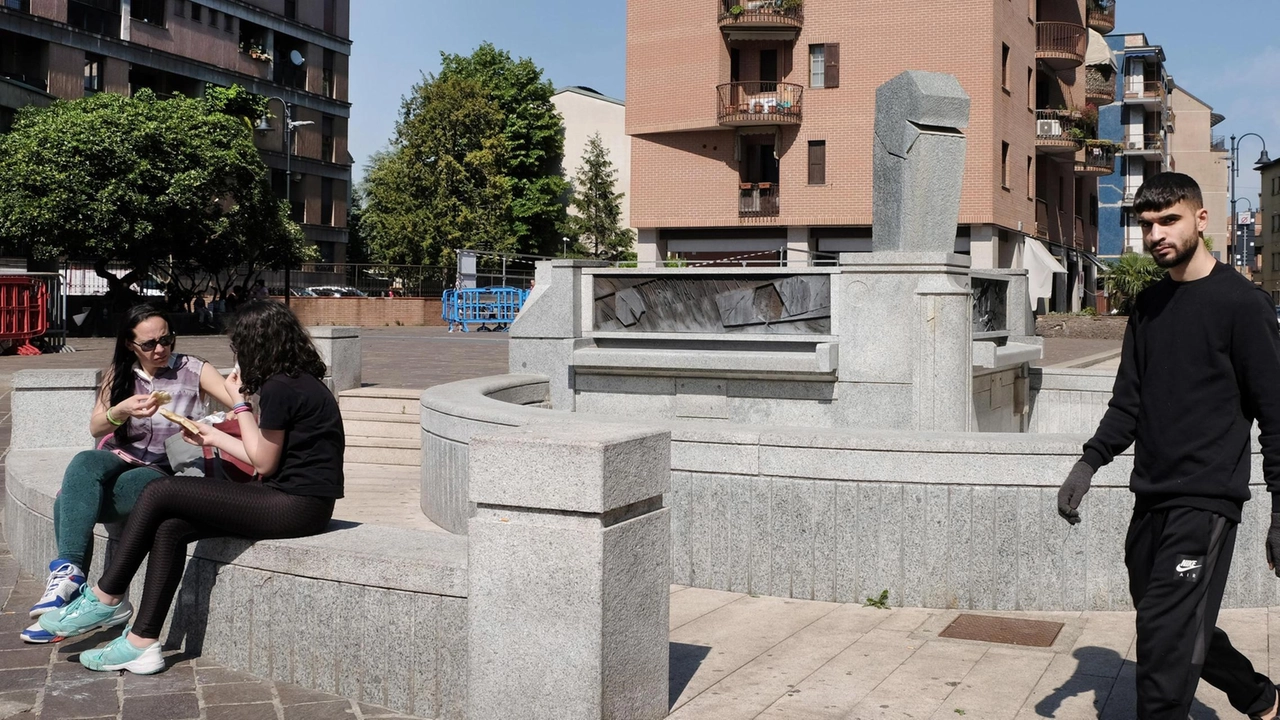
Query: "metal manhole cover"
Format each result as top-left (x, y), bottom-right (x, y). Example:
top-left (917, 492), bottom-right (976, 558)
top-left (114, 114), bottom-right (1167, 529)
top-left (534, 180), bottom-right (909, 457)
top-left (938, 614), bottom-right (1063, 648)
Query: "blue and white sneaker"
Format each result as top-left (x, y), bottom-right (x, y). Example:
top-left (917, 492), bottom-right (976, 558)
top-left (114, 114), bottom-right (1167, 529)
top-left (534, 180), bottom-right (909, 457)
top-left (20, 620), bottom-right (65, 644)
top-left (27, 560), bottom-right (85, 618)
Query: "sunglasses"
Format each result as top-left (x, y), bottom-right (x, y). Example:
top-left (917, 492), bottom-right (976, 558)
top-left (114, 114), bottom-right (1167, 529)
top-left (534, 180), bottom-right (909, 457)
top-left (131, 333), bottom-right (176, 352)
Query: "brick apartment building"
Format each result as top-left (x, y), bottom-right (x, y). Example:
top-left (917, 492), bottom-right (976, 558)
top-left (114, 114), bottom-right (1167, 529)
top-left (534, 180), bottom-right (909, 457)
top-left (0, 0), bottom-right (352, 262)
top-left (1256, 158), bottom-right (1280, 302)
top-left (626, 0), bottom-right (1120, 312)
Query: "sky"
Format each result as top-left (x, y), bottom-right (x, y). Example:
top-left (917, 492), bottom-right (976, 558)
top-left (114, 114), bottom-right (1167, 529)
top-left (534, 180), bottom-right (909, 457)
top-left (347, 0), bottom-right (1279, 203)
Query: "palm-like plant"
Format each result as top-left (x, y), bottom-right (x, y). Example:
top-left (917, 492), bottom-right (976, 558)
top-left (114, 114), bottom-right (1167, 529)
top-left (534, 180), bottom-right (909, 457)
top-left (1102, 251), bottom-right (1165, 314)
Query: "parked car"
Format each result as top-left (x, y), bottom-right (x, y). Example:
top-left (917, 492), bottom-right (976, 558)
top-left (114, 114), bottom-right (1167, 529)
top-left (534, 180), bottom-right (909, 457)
top-left (269, 287), bottom-right (318, 297)
top-left (306, 285), bottom-right (367, 297)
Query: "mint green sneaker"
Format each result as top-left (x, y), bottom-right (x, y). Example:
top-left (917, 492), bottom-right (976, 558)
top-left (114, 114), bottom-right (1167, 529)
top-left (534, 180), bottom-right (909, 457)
top-left (36, 584), bottom-right (132, 640)
top-left (79, 627), bottom-right (164, 674)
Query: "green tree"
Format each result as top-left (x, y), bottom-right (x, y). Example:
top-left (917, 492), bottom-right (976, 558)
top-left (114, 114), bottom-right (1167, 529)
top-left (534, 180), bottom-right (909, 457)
top-left (362, 74), bottom-right (514, 266)
top-left (0, 88), bottom-right (305, 307)
top-left (563, 133), bottom-right (635, 261)
top-left (1102, 251), bottom-right (1166, 314)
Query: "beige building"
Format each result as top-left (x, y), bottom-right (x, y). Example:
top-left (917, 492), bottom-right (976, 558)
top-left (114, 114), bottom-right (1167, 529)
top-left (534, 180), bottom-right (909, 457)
top-left (1257, 158), bottom-right (1280, 302)
top-left (0, 0), bottom-right (353, 261)
top-left (552, 85), bottom-right (632, 233)
top-left (1167, 84), bottom-right (1229, 259)
top-left (626, 0), bottom-right (1118, 312)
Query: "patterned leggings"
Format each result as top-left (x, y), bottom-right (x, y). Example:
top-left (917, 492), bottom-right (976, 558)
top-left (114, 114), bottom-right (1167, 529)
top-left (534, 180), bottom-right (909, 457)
top-left (97, 476), bottom-right (334, 639)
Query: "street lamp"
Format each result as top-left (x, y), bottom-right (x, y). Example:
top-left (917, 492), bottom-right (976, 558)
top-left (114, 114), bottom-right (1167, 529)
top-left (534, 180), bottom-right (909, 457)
top-left (256, 97), bottom-right (315, 305)
top-left (1228, 133), bottom-right (1271, 273)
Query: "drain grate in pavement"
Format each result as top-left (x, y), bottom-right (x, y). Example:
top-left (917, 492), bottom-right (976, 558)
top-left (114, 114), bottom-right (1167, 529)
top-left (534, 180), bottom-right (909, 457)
top-left (938, 613), bottom-right (1064, 647)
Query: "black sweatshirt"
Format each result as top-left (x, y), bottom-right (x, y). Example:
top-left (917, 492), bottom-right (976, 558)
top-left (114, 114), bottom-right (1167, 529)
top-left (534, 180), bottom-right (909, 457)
top-left (1081, 262), bottom-right (1280, 522)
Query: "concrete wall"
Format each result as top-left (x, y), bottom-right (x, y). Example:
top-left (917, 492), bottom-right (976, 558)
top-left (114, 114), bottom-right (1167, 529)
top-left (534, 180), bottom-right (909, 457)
top-left (553, 88), bottom-right (632, 233)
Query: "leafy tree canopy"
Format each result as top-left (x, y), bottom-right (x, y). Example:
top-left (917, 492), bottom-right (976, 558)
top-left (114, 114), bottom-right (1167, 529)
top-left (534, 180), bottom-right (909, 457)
top-left (0, 87), bottom-right (308, 306)
top-left (563, 133), bottom-right (634, 261)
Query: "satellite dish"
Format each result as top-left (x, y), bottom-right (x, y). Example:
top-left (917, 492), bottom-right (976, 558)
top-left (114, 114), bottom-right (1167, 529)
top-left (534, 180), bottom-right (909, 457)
top-left (289, 49), bottom-right (305, 66)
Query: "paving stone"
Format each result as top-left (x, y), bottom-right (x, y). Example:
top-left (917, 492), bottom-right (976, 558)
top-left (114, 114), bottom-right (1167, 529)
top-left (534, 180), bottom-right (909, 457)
top-left (0, 646), bottom-right (50, 670)
top-left (121, 691), bottom-right (201, 720)
top-left (0, 690), bottom-right (37, 719)
top-left (358, 702), bottom-right (418, 718)
top-left (280, 700), bottom-right (355, 720)
top-left (205, 703), bottom-right (282, 720)
top-left (123, 663), bottom-right (195, 696)
top-left (0, 667), bottom-right (45, 692)
top-left (40, 677), bottom-right (119, 718)
top-left (195, 664), bottom-right (263, 685)
top-left (201, 681), bottom-right (275, 706)
top-left (275, 682), bottom-right (343, 707)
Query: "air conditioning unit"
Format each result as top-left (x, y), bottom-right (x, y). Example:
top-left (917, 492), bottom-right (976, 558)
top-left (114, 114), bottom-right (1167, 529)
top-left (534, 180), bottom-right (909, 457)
top-left (1036, 119), bottom-right (1062, 136)
top-left (1128, 141), bottom-right (1142, 150)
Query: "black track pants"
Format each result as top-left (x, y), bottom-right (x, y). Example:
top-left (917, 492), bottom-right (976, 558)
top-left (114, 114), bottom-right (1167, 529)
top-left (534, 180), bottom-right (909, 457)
top-left (1126, 506), bottom-right (1275, 719)
top-left (98, 476), bottom-right (334, 639)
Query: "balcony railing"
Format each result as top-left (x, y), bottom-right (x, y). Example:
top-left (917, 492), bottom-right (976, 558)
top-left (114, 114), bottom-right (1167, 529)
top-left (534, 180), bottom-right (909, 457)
top-left (1211, 135), bottom-right (1227, 152)
top-left (1124, 80), bottom-right (1165, 103)
top-left (1036, 109), bottom-right (1084, 152)
top-left (1075, 143), bottom-right (1117, 176)
top-left (1035, 199), bottom-right (1050, 239)
top-left (1125, 133), bottom-right (1163, 153)
top-left (0, 70), bottom-right (46, 92)
top-left (718, 0), bottom-right (802, 31)
top-left (739, 182), bottom-right (780, 218)
top-left (1036, 21), bottom-right (1087, 70)
top-left (1086, 65), bottom-right (1116, 105)
top-left (718, 82), bottom-right (803, 126)
top-left (1086, 1), bottom-right (1116, 33)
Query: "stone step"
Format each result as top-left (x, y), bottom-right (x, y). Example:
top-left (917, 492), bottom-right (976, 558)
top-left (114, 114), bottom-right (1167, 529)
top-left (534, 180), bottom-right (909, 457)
top-left (339, 394), bottom-right (419, 416)
top-left (343, 418), bottom-right (420, 440)
top-left (346, 435), bottom-right (418, 450)
top-left (344, 443), bottom-right (420, 466)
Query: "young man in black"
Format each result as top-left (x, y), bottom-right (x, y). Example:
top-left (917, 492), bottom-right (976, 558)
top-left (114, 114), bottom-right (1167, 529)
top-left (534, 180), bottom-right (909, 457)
top-left (1057, 172), bottom-right (1280, 719)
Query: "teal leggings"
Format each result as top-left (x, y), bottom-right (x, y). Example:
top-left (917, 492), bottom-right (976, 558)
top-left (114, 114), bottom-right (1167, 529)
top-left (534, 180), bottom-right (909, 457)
top-left (53, 450), bottom-right (165, 569)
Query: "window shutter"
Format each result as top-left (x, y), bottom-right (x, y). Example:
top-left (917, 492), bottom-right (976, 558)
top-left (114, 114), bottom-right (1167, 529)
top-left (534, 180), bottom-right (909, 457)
top-left (808, 141), bottom-right (826, 185)
top-left (824, 43), bottom-right (840, 89)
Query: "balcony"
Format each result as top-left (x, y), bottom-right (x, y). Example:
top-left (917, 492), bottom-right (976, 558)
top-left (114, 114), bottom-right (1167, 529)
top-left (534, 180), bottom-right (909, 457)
top-left (1211, 135), bottom-right (1227, 152)
top-left (1123, 133), bottom-right (1163, 156)
top-left (718, 82), bottom-right (803, 127)
top-left (739, 182), bottom-right (779, 219)
top-left (1075, 142), bottom-right (1117, 176)
top-left (1124, 80), bottom-right (1165, 104)
top-left (1035, 199), bottom-right (1050, 239)
top-left (1036, 21), bottom-right (1087, 70)
top-left (718, 0), bottom-right (802, 37)
top-left (1086, 65), bottom-right (1115, 105)
top-left (1086, 0), bottom-right (1116, 33)
top-left (1035, 110), bottom-right (1084, 153)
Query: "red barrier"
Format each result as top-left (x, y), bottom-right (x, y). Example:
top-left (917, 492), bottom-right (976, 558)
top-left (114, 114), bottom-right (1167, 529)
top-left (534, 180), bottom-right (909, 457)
top-left (0, 276), bottom-right (48, 355)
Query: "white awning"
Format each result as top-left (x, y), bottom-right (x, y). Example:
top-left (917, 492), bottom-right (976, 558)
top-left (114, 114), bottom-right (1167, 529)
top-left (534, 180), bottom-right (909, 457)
top-left (1023, 238), bottom-right (1068, 302)
top-left (1086, 30), bottom-right (1117, 69)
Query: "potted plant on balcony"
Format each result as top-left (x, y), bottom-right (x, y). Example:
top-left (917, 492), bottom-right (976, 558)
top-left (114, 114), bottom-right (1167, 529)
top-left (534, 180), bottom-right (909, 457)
top-left (780, 0), bottom-right (802, 11)
top-left (728, 4), bottom-right (745, 16)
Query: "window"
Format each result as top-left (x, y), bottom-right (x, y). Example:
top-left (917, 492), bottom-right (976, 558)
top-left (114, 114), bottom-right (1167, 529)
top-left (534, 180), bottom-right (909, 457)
top-left (809, 45), bottom-right (825, 88)
top-left (68, 0), bottom-right (122, 37)
top-left (1001, 142), bottom-right (1010, 189)
top-left (808, 140), bottom-right (826, 185)
top-left (1026, 157), bottom-right (1034, 199)
top-left (284, 0), bottom-right (296, 19)
top-left (321, 115), bottom-right (334, 162)
top-left (189, 2), bottom-right (200, 22)
top-left (729, 48), bottom-right (740, 83)
top-left (83, 54), bottom-right (103, 95)
top-left (1273, 214), bottom-right (1280, 233)
top-left (1090, 194), bottom-right (1099, 227)
top-left (1027, 67), bottom-right (1033, 110)
top-left (1058, 173), bottom-right (1065, 208)
top-left (322, 49), bottom-right (335, 97)
top-left (173, 0), bottom-right (183, 17)
top-left (1273, 176), bottom-right (1280, 196)
top-left (759, 49), bottom-right (778, 91)
top-left (130, 0), bottom-right (164, 25)
top-left (1001, 44), bottom-right (1010, 90)
top-left (321, 178), bottom-right (334, 226)
top-left (3, 0), bottom-right (31, 11)
top-left (207, 8), bottom-right (217, 25)
top-left (223, 11), bottom-right (232, 31)
top-left (323, 0), bottom-right (335, 33)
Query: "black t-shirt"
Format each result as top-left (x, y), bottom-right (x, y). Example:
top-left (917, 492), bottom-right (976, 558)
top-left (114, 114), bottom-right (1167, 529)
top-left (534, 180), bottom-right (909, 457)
top-left (1082, 262), bottom-right (1280, 521)
top-left (257, 373), bottom-right (345, 498)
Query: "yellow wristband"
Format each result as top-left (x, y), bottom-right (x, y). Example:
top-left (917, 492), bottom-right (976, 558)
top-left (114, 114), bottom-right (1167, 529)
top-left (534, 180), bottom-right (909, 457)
top-left (105, 407), bottom-right (125, 426)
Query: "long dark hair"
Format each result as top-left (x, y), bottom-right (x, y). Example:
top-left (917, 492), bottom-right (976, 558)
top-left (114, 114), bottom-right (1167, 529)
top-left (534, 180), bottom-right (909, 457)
top-left (105, 304), bottom-right (169, 444)
top-left (228, 300), bottom-right (326, 395)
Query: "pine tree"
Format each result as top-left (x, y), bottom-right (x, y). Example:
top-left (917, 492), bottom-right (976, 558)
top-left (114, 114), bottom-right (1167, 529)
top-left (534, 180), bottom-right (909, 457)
top-left (564, 133), bottom-right (635, 260)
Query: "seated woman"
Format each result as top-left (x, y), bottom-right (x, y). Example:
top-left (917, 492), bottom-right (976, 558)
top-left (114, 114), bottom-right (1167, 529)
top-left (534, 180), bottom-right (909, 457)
top-left (37, 300), bottom-right (345, 674)
top-left (22, 304), bottom-right (232, 643)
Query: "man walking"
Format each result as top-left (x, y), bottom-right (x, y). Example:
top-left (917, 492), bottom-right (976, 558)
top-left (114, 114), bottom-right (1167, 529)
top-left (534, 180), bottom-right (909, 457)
top-left (1058, 172), bottom-right (1280, 719)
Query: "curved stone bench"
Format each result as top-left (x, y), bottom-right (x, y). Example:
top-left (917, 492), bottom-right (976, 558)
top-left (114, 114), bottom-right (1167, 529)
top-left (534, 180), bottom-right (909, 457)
top-left (422, 373), bottom-right (1280, 612)
top-left (4, 447), bottom-right (468, 720)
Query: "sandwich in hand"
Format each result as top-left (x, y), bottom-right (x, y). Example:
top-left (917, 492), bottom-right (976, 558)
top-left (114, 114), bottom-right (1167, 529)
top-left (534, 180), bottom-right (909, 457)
top-left (151, 390), bottom-right (173, 405)
top-left (158, 408), bottom-right (200, 435)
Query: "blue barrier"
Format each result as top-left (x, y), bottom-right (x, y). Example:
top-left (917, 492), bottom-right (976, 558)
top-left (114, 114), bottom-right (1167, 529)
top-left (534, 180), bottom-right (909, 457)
top-left (442, 287), bottom-right (530, 332)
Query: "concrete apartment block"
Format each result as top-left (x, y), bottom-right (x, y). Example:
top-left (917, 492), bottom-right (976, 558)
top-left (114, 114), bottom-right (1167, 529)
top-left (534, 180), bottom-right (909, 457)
top-left (553, 86), bottom-right (633, 234)
top-left (467, 425), bottom-right (671, 720)
top-left (1167, 86), bottom-right (1230, 258)
top-left (626, 0), bottom-right (1112, 313)
top-left (0, 0), bottom-right (353, 262)
top-left (1259, 158), bottom-right (1280, 302)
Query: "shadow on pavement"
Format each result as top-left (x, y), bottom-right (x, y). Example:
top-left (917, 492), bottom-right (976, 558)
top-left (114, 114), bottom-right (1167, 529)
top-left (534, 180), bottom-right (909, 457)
top-left (669, 641), bottom-right (712, 709)
top-left (1033, 646), bottom-right (1220, 719)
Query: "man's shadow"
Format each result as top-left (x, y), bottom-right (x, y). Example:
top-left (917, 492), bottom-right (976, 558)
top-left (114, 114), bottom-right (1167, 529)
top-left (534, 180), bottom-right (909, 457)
top-left (1034, 646), bottom-right (1221, 719)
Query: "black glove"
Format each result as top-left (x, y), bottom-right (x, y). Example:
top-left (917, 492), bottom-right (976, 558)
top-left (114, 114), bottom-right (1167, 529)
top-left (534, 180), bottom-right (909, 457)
top-left (1057, 461), bottom-right (1094, 525)
top-left (1267, 513), bottom-right (1280, 578)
